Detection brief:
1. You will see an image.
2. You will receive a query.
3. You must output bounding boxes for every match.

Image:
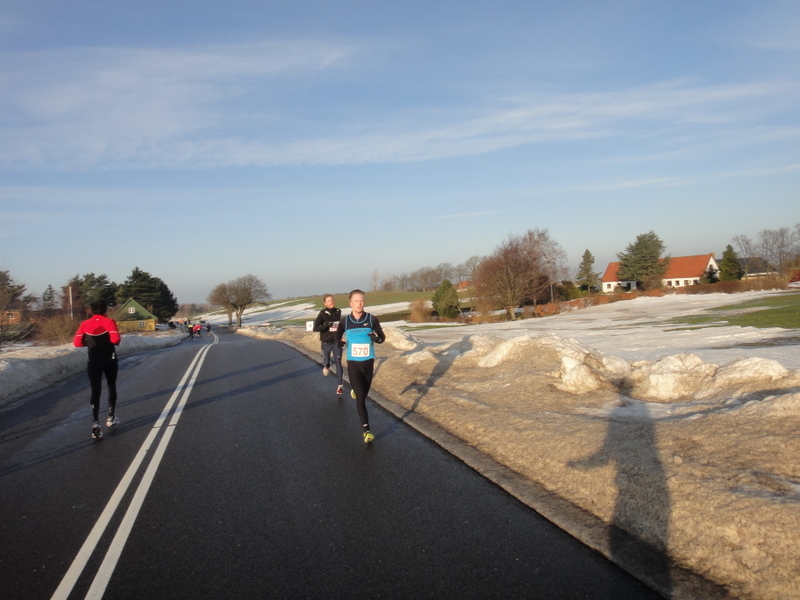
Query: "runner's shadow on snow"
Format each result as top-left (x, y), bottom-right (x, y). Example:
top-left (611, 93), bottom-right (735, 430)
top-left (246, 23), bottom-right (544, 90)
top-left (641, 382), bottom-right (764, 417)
top-left (380, 339), bottom-right (472, 438)
top-left (569, 403), bottom-right (673, 598)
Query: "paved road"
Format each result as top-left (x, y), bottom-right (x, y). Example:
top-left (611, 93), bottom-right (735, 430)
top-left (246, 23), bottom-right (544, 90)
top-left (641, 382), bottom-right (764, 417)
top-left (0, 328), bottom-right (661, 599)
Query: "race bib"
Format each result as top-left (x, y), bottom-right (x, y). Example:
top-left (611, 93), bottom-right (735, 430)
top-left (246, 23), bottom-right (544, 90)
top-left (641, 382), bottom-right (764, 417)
top-left (350, 343), bottom-right (370, 357)
top-left (329, 322), bottom-right (339, 332)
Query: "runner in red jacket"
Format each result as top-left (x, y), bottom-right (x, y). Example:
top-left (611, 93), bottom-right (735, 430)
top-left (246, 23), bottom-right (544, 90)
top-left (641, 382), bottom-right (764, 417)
top-left (73, 300), bottom-right (121, 440)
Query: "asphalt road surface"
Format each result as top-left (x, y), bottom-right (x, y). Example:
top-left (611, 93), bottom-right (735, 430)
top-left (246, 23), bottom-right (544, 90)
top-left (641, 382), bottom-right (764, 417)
top-left (0, 328), bottom-right (662, 599)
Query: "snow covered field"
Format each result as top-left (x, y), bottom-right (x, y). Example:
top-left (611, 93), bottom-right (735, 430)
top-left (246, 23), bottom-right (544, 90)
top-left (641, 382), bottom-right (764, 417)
top-left (3, 290), bottom-right (799, 599)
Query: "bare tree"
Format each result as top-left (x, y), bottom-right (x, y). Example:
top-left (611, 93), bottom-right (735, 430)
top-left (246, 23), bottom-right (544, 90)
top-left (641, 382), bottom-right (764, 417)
top-left (207, 283), bottom-right (235, 326)
top-left (732, 234), bottom-right (757, 276)
top-left (758, 228), bottom-right (793, 276)
top-left (434, 262), bottom-right (456, 284)
top-left (473, 229), bottom-right (565, 320)
top-left (370, 269), bottom-right (380, 292)
top-left (416, 267), bottom-right (440, 292)
top-left (458, 255), bottom-right (483, 284)
top-left (226, 275), bottom-right (272, 327)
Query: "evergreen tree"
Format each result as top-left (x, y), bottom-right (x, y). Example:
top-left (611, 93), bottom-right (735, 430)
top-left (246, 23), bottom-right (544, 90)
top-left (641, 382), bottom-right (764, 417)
top-left (41, 284), bottom-right (58, 316)
top-left (616, 231), bottom-right (669, 290)
top-left (0, 270), bottom-right (27, 310)
top-left (718, 245), bottom-right (744, 281)
top-left (116, 267), bottom-right (179, 323)
top-left (575, 249), bottom-right (599, 291)
top-left (79, 273), bottom-right (118, 307)
top-left (431, 279), bottom-right (460, 319)
top-left (0, 271), bottom-right (28, 346)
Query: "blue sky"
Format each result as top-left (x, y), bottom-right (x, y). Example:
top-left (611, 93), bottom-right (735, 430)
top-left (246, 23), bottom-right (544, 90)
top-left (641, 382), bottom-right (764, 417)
top-left (1, 1), bottom-right (798, 303)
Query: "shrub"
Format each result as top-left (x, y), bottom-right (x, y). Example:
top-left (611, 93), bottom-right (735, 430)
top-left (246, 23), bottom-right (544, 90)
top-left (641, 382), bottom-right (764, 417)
top-left (680, 277), bottom-right (785, 295)
top-left (36, 314), bottom-right (76, 345)
top-left (408, 299), bottom-right (431, 323)
top-left (534, 303), bottom-right (560, 317)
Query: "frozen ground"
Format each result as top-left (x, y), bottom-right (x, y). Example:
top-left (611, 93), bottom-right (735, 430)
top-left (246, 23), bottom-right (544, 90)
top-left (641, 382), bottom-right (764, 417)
top-left (3, 290), bottom-right (800, 599)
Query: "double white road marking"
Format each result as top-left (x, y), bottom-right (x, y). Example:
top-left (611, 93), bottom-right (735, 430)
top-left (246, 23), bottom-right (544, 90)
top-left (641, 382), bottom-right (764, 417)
top-left (52, 337), bottom-right (216, 600)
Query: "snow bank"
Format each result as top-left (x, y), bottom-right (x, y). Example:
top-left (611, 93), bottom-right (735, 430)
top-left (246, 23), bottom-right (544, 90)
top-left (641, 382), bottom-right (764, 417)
top-left (246, 324), bottom-right (800, 599)
top-left (0, 332), bottom-right (186, 408)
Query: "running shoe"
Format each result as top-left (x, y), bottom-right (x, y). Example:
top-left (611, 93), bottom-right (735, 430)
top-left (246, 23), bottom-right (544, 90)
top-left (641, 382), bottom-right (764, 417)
top-left (336, 385), bottom-right (344, 395)
top-left (363, 430), bottom-right (375, 444)
top-left (323, 366), bottom-right (330, 376)
top-left (350, 389), bottom-right (356, 399)
top-left (92, 422), bottom-right (103, 440)
top-left (106, 415), bottom-right (119, 427)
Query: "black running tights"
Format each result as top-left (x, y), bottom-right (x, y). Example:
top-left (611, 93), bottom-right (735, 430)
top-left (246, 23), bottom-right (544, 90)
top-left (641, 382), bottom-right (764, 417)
top-left (88, 363), bottom-right (118, 421)
top-left (347, 359), bottom-right (375, 428)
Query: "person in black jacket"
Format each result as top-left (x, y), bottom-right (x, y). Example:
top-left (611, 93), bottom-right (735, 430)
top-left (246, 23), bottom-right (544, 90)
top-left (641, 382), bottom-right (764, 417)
top-left (312, 294), bottom-right (344, 394)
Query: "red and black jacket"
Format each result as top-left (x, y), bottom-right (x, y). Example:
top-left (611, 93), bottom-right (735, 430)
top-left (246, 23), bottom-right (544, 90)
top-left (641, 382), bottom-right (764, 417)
top-left (73, 314), bottom-right (121, 366)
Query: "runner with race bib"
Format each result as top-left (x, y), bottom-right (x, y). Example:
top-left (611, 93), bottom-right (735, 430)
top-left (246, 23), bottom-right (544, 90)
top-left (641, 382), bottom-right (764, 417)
top-left (335, 289), bottom-right (386, 443)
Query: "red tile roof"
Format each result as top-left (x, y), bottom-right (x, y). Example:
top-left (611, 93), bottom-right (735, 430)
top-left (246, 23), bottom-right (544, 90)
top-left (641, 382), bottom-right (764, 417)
top-left (602, 254), bottom-right (715, 283)
top-left (662, 254), bottom-right (715, 280)
top-left (601, 262), bottom-right (622, 283)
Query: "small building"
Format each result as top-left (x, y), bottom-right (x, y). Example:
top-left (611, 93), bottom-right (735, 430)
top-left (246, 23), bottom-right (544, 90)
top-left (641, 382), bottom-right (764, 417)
top-left (602, 254), bottom-right (719, 292)
top-left (662, 254), bottom-right (720, 288)
top-left (113, 298), bottom-right (158, 333)
top-left (1, 309), bottom-right (23, 325)
top-left (737, 257), bottom-right (775, 279)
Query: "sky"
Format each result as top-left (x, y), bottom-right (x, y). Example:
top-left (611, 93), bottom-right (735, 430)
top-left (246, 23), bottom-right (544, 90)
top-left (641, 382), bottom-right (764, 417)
top-left (1, 0), bottom-right (799, 303)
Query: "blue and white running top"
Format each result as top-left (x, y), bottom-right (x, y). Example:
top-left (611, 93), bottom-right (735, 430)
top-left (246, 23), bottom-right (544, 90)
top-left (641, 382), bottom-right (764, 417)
top-left (337, 312), bottom-right (385, 362)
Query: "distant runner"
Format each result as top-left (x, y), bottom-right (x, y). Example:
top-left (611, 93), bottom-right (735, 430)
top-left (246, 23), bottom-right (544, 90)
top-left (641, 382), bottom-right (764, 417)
top-left (335, 289), bottom-right (385, 443)
top-left (312, 294), bottom-right (344, 395)
top-left (73, 300), bottom-right (121, 440)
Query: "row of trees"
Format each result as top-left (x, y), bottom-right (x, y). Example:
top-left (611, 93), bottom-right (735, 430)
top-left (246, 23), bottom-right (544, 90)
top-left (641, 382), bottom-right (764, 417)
top-left (572, 223), bottom-right (800, 294)
top-left (59, 268), bottom-right (180, 323)
top-left (449, 222), bottom-right (800, 320)
top-left (0, 267), bottom-right (180, 346)
top-left (375, 257), bottom-right (484, 293)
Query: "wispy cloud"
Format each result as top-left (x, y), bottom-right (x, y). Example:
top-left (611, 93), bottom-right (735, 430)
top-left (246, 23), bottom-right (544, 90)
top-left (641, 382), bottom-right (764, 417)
top-left (0, 40), bottom-right (355, 168)
top-left (0, 38), bottom-right (797, 170)
top-left (430, 211), bottom-right (503, 220)
top-left (518, 162), bottom-right (800, 197)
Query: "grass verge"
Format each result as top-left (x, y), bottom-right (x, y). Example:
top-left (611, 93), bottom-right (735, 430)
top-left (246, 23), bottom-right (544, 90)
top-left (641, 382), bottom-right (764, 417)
top-left (668, 291), bottom-right (800, 330)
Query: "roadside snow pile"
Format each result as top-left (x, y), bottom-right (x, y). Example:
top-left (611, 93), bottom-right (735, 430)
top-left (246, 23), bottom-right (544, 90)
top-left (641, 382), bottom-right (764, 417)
top-left (0, 332), bottom-right (186, 408)
top-left (248, 324), bottom-right (800, 599)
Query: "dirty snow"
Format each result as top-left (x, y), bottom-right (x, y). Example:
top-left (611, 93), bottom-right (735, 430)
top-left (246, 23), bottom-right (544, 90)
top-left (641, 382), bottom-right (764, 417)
top-left (0, 331), bottom-right (184, 406)
top-left (3, 290), bottom-right (800, 599)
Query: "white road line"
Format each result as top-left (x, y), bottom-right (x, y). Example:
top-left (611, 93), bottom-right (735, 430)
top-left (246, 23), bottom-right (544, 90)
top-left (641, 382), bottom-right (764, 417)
top-left (51, 340), bottom-right (214, 600)
top-left (85, 341), bottom-right (213, 599)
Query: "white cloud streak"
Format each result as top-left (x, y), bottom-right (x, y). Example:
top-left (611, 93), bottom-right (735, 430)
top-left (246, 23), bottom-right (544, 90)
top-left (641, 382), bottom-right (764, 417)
top-left (0, 39), bottom-right (797, 170)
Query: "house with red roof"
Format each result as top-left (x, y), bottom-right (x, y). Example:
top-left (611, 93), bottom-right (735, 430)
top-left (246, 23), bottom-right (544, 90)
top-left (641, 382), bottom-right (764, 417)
top-left (601, 253), bottom-right (719, 292)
